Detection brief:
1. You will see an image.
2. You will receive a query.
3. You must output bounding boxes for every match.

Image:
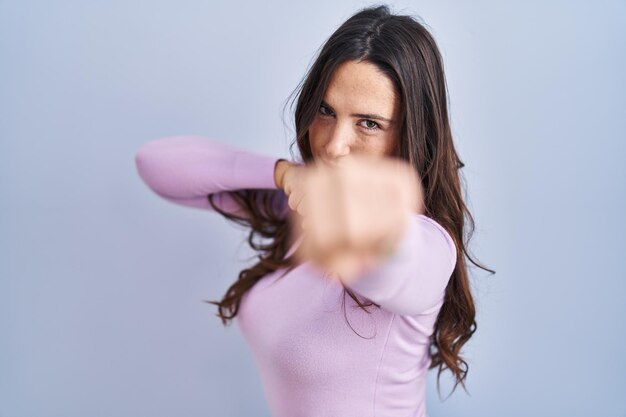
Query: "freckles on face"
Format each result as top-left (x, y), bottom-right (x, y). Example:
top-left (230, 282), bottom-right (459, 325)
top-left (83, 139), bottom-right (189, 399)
top-left (309, 60), bottom-right (401, 162)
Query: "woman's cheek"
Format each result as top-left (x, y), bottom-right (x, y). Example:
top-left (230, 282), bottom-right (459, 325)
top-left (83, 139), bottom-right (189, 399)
top-left (308, 123), bottom-right (325, 159)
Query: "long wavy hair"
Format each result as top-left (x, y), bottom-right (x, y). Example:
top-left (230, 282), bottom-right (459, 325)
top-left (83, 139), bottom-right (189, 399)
top-left (205, 3), bottom-right (495, 399)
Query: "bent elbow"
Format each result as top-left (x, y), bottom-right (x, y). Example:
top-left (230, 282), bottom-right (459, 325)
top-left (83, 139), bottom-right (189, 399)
top-left (134, 141), bottom-right (172, 198)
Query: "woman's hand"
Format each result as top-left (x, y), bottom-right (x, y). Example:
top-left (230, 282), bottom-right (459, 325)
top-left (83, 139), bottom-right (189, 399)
top-left (275, 159), bottom-right (310, 224)
top-left (289, 154), bottom-right (425, 284)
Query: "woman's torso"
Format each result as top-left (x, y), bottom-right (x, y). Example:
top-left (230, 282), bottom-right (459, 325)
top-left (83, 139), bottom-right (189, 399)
top-left (236, 240), bottom-right (442, 417)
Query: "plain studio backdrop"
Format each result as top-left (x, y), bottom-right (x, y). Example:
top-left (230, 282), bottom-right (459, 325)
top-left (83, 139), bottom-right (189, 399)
top-left (1, 1), bottom-right (624, 416)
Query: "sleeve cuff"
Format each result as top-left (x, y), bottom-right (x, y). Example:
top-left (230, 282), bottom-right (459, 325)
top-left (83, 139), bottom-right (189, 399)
top-left (232, 150), bottom-right (283, 190)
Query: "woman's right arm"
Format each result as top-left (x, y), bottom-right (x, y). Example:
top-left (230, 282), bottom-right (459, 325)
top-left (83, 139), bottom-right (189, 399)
top-left (134, 135), bottom-right (288, 216)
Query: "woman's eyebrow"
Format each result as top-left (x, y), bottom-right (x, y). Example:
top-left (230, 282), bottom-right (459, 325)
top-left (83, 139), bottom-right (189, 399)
top-left (321, 99), bottom-right (395, 124)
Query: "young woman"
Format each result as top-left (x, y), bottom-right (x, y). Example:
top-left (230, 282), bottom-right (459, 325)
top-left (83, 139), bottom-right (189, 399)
top-left (135, 4), bottom-right (493, 417)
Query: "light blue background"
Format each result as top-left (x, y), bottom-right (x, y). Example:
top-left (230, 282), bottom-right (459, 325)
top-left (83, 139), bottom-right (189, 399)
top-left (1, 1), bottom-right (624, 416)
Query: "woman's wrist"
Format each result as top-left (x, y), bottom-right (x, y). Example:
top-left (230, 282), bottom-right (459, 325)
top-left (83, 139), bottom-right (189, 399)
top-left (274, 159), bottom-right (290, 189)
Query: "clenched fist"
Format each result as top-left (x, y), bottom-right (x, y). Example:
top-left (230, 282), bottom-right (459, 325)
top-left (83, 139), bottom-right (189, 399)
top-left (281, 154), bottom-right (425, 285)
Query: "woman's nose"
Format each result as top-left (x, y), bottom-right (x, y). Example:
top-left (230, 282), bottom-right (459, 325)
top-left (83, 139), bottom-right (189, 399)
top-left (324, 125), bottom-right (353, 159)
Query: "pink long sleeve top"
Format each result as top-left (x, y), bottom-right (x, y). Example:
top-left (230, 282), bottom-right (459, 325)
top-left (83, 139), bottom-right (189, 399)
top-left (134, 135), bottom-right (457, 417)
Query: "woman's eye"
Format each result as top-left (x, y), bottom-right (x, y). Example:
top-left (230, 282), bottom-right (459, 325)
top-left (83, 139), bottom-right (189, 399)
top-left (318, 105), bottom-right (380, 131)
top-left (319, 104), bottom-right (332, 116)
top-left (361, 120), bottom-right (380, 131)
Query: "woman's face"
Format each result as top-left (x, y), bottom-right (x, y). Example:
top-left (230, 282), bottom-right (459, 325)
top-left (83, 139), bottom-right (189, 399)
top-left (308, 60), bottom-right (401, 167)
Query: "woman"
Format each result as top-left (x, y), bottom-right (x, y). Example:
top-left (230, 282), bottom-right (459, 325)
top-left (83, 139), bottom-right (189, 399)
top-left (135, 4), bottom-right (493, 417)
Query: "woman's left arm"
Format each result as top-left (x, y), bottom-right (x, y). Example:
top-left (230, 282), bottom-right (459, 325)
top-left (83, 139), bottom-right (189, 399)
top-left (289, 154), bottom-right (457, 316)
top-left (344, 213), bottom-right (457, 316)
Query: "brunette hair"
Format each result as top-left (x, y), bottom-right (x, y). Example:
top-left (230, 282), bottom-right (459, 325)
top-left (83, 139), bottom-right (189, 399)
top-left (205, 3), bottom-right (495, 399)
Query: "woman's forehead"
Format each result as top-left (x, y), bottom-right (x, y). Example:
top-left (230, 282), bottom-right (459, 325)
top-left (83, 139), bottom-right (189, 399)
top-left (324, 61), bottom-right (399, 120)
